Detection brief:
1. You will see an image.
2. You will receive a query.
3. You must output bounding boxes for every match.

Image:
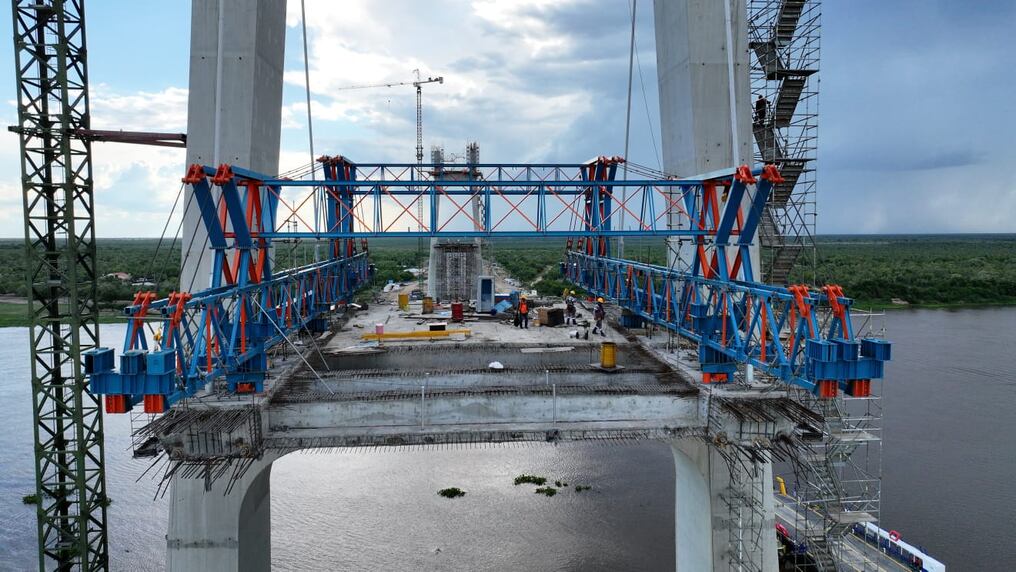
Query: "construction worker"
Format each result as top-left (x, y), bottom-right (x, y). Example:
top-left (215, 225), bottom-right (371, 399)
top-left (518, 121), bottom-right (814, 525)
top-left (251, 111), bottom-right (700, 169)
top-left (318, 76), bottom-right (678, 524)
top-left (517, 295), bottom-right (530, 329)
top-left (565, 290), bottom-right (577, 325)
top-left (592, 297), bottom-right (606, 337)
top-left (754, 95), bottom-right (768, 126)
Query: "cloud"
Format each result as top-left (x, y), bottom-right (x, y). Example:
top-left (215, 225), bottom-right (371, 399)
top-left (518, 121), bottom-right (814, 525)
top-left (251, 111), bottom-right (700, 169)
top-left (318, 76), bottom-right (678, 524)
top-left (1, 0), bottom-right (1011, 237)
top-left (90, 85), bottom-right (188, 132)
top-left (279, 0), bottom-right (626, 167)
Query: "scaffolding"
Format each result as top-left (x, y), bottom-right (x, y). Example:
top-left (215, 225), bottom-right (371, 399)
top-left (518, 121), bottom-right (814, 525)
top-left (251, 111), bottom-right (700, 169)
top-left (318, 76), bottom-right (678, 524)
top-left (748, 0), bottom-right (819, 285)
top-left (784, 309), bottom-right (887, 571)
top-left (744, 4), bottom-right (887, 568)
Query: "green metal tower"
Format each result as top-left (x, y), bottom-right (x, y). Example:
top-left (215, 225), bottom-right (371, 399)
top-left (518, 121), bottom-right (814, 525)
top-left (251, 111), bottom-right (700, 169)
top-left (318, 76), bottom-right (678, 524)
top-left (10, 0), bottom-right (109, 569)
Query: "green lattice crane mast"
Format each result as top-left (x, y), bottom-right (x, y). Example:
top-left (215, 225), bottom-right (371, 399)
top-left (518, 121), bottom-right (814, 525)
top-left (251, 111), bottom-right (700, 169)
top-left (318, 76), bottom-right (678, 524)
top-left (10, 1), bottom-right (109, 569)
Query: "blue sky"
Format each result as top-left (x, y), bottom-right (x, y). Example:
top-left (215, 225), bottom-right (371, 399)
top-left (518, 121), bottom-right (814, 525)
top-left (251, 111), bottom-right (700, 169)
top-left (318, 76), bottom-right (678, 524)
top-left (0, 0), bottom-right (1011, 237)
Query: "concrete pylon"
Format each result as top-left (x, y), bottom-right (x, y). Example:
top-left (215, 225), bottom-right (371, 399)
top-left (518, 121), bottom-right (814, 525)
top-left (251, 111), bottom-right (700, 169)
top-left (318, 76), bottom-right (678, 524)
top-left (653, 0), bottom-right (757, 275)
top-left (180, 0), bottom-right (287, 292)
top-left (671, 439), bottom-right (778, 571)
top-left (166, 454), bottom-right (279, 571)
top-left (671, 440), bottom-right (715, 569)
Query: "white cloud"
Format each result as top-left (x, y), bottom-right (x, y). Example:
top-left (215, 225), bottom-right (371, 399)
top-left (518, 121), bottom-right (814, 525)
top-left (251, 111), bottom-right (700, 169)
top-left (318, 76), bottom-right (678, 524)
top-left (471, 0), bottom-right (580, 57)
top-left (90, 85), bottom-right (188, 132)
top-left (282, 0), bottom-right (601, 165)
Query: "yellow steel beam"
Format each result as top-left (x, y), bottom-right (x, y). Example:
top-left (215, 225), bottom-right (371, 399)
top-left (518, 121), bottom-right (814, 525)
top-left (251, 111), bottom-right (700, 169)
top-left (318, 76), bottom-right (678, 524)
top-left (362, 329), bottom-right (472, 340)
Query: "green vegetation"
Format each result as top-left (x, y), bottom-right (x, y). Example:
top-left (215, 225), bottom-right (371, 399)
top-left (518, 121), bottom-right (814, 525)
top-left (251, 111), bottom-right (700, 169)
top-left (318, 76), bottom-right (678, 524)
top-left (490, 235), bottom-right (1016, 310)
top-left (488, 239), bottom-right (588, 297)
top-left (791, 235), bottom-right (1016, 309)
top-left (0, 234), bottom-right (1009, 327)
top-left (554, 480), bottom-right (568, 487)
top-left (0, 239), bottom-right (181, 307)
top-left (437, 487), bottom-right (466, 498)
top-left (513, 474), bottom-right (547, 486)
top-left (574, 485), bottom-right (592, 493)
top-left (534, 486), bottom-right (558, 497)
top-left (22, 494), bottom-right (38, 505)
top-left (0, 303), bottom-right (31, 328)
top-left (0, 237), bottom-right (429, 326)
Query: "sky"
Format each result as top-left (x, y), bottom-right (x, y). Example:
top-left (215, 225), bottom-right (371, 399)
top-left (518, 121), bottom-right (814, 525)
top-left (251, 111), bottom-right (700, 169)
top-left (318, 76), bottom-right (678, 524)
top-left (0, 0), bottom-right (1012, 237)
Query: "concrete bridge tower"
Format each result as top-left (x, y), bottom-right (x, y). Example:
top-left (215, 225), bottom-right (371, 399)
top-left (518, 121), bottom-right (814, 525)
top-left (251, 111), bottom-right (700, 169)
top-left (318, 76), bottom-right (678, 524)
top-left (170, 1), bottom-right (286, 570)
top-left (180, 0), bottom-right (287, 292)
top-left (654, 0), bottom-right (758, 276)
top-left (655, 1), bottom-right (777, 570)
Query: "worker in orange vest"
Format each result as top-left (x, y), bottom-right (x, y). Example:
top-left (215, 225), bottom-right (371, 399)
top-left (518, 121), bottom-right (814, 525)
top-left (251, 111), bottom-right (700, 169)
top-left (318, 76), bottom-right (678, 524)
top-left (517, 295), bottom-right (530, 329)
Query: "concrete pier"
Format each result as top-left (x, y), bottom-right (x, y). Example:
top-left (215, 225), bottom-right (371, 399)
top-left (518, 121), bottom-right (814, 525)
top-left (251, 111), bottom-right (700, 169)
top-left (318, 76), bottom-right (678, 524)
top-left (167, 453), bottom-right (278, 571)
top-left (672, 439), bottom-right (778, 571)
top-left (168, 2), bottom-right (287, 568)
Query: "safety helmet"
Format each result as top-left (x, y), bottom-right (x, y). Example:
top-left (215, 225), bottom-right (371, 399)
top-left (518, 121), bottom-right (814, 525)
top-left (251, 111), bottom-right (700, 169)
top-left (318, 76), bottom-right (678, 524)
top-left (570, 290), bottom-right (576, 295)
top-left (597, 297), bottom-right (604, 303)
top-left (521, 295), bottom-right (527, 299)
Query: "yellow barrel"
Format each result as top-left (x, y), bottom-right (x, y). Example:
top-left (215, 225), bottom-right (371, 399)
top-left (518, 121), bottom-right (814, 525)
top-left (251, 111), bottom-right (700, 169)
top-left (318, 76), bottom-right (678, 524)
top-left (398, 293), bottom-right (409, 310)
top-left (600, 341), bottom-right (617, 369)
top-left (775, 476), bottom-right (787, 496)
top-left (422, 296), bottom-right (434, 314)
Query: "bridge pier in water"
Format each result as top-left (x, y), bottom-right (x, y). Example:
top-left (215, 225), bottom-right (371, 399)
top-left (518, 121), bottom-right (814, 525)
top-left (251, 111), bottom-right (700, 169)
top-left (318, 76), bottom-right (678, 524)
top-left (673, 439), bottom-right (778, 572)
top-left (166, 453), bottom-right (278, 572)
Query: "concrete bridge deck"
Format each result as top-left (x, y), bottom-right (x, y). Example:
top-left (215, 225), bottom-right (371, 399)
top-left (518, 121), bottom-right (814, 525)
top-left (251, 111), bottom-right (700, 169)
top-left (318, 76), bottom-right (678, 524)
top-left (154, 298), bottom-right (709, 456)
top-left (151, 295), bottom-right (814, 571)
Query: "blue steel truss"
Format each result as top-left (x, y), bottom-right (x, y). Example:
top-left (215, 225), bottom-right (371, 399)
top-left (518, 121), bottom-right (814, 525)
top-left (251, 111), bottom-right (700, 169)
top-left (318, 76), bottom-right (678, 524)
top-left (86, 163), bottom-right (370, 413)
top-left (563, 165), bottom-right (890, 397)
top-left (84, 157), bottom-right (889, 413)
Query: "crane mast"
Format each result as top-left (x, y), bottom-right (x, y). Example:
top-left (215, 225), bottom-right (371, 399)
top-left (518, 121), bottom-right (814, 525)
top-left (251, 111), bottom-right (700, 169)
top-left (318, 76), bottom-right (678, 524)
top-left (10, 1), bottom-right (109, 569)
top-left (335, 71), bottom-right (443, 232)
top-left (413, 72), bottom-right (442, 231)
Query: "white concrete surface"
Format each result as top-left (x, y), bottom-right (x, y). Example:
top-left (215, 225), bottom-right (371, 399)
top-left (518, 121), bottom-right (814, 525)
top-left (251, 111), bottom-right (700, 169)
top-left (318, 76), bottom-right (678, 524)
top-left (181, 0), bottom-right (287, 292)
top-left (653, 0), bottom-right (759, 276)
top-left (167, 453), bottom-right (279, 572)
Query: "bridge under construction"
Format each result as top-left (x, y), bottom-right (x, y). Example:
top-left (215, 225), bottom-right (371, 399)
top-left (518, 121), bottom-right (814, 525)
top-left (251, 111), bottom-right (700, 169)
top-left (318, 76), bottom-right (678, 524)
top-left (10, 0), bottom-right (922, 571)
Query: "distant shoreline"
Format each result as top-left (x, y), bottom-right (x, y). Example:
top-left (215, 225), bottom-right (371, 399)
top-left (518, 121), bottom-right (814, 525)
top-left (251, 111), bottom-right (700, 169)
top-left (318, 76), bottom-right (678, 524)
top-left (849, 301), bottom-right (1016, 312)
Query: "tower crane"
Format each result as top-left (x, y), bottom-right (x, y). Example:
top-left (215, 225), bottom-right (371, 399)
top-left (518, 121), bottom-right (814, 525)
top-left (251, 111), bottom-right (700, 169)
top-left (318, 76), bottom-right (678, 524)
top-left (336, 70), bottom-right (444, 231)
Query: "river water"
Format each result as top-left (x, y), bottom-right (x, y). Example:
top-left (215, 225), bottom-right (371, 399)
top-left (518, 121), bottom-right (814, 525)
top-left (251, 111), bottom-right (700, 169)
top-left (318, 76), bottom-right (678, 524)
top-left (0, 308), bottom-right (1013, 571)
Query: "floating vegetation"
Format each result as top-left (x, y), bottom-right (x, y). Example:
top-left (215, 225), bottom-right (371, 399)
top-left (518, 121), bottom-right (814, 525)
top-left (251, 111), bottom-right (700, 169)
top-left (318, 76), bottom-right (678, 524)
top-left (514, 474), bottom-right (547, 486)
top-left (554, 480), bottom-right (568, 487)
top-left (574, 485), bottom-right (592, 493)
top-left (22, 494), bottom-right (39, 505)
top-left (438, 487), bottom-right (466, 498)
top-left (534, 486), bottom-right (558, 497)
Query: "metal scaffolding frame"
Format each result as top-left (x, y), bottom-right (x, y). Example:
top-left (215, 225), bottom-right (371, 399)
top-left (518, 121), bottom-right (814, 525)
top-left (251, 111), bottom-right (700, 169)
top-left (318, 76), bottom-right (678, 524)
top-left (748, 0), bottom-right (820, 285)
top-left (784, 310), bottom-right (887, 571)
top-left (10, 0), bottom-right (109, 568)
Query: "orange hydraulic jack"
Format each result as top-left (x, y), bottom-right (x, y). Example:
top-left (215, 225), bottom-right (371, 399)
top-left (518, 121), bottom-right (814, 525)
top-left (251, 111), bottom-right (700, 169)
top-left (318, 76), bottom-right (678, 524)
top-left (846, 379), bottom-right (871, 397)
top-left (105, 395), bottom-right (129, 414)
top-left (816, 380), bottom-right (838, 399)
top-left (143, 394), bottom-right (166, 414)
top-left (703, 372), bottom-right (729, 384)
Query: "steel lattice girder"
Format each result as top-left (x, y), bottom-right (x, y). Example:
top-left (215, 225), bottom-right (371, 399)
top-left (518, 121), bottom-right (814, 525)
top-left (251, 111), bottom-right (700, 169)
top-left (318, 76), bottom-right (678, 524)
top-left (562, 165), bottom-right (890, 396)
top-left (11, 0), bottom-right (109, 568)
top-left (85, 163), bottom-right (372, 413)
top-left (210, 157), bottom-right (751, 239)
